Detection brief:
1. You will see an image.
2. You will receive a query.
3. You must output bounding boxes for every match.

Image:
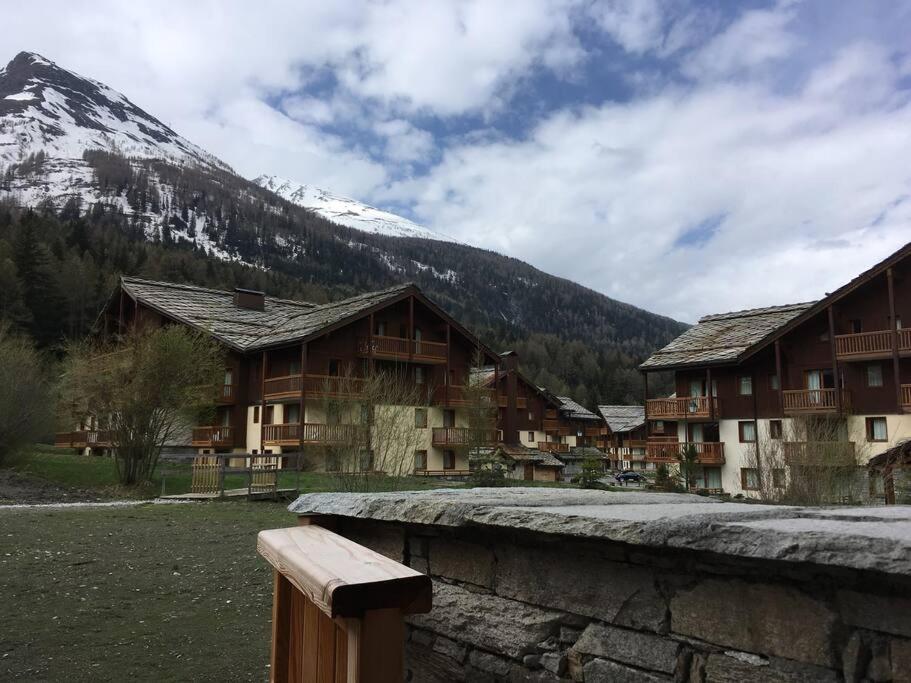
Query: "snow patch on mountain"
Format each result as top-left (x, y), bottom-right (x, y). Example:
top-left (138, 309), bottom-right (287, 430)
top-left (254, 175), bottom-right (462, 244)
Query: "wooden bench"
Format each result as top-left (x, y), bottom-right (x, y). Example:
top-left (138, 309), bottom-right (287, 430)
top-left (258, 522), bottom-right (432, 682)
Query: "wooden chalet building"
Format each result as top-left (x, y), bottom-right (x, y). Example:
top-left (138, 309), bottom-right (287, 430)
top-left (597, 405), bottom-right (647, 471)
top-left (640, 242), bottom-right (911, 495)
top-left (58, 276), bottom-right (503, 476)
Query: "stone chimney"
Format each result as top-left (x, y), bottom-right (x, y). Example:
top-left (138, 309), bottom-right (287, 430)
top-left (233, 287), bottom-right (265, 311)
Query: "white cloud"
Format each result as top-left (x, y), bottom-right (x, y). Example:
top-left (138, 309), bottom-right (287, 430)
top-left (386, 44), bottom-right (911, 321)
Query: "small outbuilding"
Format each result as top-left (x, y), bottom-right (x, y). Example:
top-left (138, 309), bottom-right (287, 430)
top-left (867, 440), bottom-right (911, 505)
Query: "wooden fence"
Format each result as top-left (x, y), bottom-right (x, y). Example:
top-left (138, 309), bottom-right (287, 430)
top-left (258, 522), bottom-right (432, 682)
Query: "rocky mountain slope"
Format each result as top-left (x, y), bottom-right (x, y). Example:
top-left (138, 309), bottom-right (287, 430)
top-left (0, 51), bottom-right (685, 403)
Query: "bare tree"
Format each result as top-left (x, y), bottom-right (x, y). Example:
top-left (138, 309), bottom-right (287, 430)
top-left (318, 364), bottom-right (429, 492)
top-left (743, 416), bottom-right (867, 505)
top-left (60, 326), bottom-right (223, 485)
top-left (0, 324), bottom-right (53, 465)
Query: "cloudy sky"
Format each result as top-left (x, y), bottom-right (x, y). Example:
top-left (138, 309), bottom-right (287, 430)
top-left (5, 0), bottom-right (911, 322)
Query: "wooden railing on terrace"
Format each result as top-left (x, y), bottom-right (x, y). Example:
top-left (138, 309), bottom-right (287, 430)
top-left (645, 396), bottom-right (719, 420)
top-left (54, 430), bottom-right (114, 448)
top-left (432, 385), bottom-right (495, 406)
top-left (783, 441), bottom-right (857, 466)
top-left (607, 447), bottom-right (646, 461)
top-left (264, 374), bottom-right (367, 400)
top-left (903, 384), bottom-right (911, 411)
top-left (497, 395), bottom-right (528, 409)
top-left (357, 335), bottom-right (448, 362)
top-left (413, 469), bottom-right (472, 477)
top-left (262, 423), bottom-right (367, 446)
top-left (645, 441), bottom-right (725, 465)
top-left (431, 427), bottom-right (500, 447)
top-left (217, 383), bottom-right (236, 403)
top-left (782, 388), bottom-right (851, 414)
top-left (258, 523), bottom-right (432, 682)
top-left (834, 328), bottom-right (911, 359)
top-left (191, 425), bottom-right (234, 448)
top-left (538, 441), bottom-right (569, 453)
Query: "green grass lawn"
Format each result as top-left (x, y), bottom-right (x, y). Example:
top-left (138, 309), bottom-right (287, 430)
top-left (0, 502), bottom-right (293, 682)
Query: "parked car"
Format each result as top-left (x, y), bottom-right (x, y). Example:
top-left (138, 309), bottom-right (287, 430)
top-left (615, 471), bottom-right (646, 484)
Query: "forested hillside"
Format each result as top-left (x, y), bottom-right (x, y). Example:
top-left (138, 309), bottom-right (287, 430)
top-left (0, 152), bottom-right (680, 405)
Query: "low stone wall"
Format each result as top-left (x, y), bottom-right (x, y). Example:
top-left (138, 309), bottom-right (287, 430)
top-left (290, 489), bottom-right (911, 682)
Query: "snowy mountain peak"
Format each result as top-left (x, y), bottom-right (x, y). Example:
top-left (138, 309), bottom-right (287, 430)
top-left (0, 51), bottom-right (229, 172)
top-left (254, 175), bottom-right (462, 244)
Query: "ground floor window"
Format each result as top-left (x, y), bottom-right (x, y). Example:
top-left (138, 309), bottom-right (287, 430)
top-left (772, 468), bottom-right (786, 488)
top-left (738, 421), bottom-right (756, 443)
top-left (527, 431), bottom-right (534, 442)
top-left (414, 450), bottom-right (427, 471)
top-left (741, 467), bottom-right (760, 491)
top-left (769, 420), bottom-right (782, 440)
top-left (866, 417), bottom-right (888, 442)
top-left (443, 450), bottom-right (455, 470)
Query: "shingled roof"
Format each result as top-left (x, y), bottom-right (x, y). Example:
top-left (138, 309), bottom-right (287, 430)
top-left (120, 277), bottom-right (416, 352)
top-left (639, 301), bottom-right (815, 371)
top-left (556, 396), bottom-right (601, 421)
top-left (597, 405), bottom-right (645, 433)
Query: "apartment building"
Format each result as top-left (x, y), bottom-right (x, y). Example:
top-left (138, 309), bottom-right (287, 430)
top-left (640, 242), bottom-right (911, 496)
top-left (597, 405), bottom-right (647, 471)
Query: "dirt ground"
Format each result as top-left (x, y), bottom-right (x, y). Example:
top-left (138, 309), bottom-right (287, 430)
top-left (0, 502), bottom-right (294, 681)
top-left (0, 469), bottom-right (113, 505)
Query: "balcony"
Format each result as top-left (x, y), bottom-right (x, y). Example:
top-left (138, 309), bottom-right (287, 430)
top-left (433, 385), bottom-right (495, 407)
top-left (357, 335), bottom-right (448, 363)
top-left (538, 441), bottom-right (569, 453)
top-left (645, 441), bottom-right (725, 465)
top-left (497, 395), bottom-right (528, 409)
top-left (262, 422), bottom-right (366, 446)
top-left (608, 446), bottom-right (646, 461)
top-left (903, 385), bottom-right (911, 412)
top-left (834, 328), bottom-right (911, 361)
top-left (54, 430), bottom-right (114, 448)
top-left (191, 425), bottom-right (234, 448)
top-left (646, 396), bottom-right (719, 420)
top-left (431, 427), bottom-right (500, 447)
top-left (263, 374), bottom-right (366, 401)
top-left (584, 426), bottom-right (610, 437)
top-left (782, 388), bottom-right (851, 415)
top-left (216, 383), bottom-right (235, 404)
top-left (783, 441), bottom-right (856, 466)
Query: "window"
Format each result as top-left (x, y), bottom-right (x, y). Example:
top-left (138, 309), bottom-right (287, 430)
top-left (415, 367), bottom-right (425, 385)
top-left (527, 431), bottom-right (534, 443)
top-left (528, 411), bottom-right (534, 421)
top-left (361, 405), bottom-right (372, 424)
top-left (414, 450), bottom-right (427, 471)
top-left (850, 319), bottom-right (862, 334)
top-left (653, 420), bottom-right (665, 435)
top-left (866, 364), bottom-right (883, 388)
top-left (769, 420), bottom-right (782, 440)
top-left (328, 359), bottom-right (340, 376)
top-left (866, 417), bottom-right (888, 442)
top-left (896, 316), bottom-right (903, 330)
top-left (772, 468), bottom-right (786, 488)
top-left (738, 421), bottom-right (756, 443)
top-left (738, 376), bottom-right (753, 396)
top-left (443, 450), bottom-right (455, 470)
top-left (285, 404), bottom-right (300, 424)
top-left (289, 359), bottom-right (301, 375)
top-left (769, 374), bottom-right (780, 391)
top-left (253, 406), bottom-right (260, 424)
top-left (376, 321), bottom-right (386, 336)
top-left (414, 328), bottom-right (422, 354)
top-left (263, 405), bottom-right (274, 425)
top-left (414, 408), bottom-right (427, 428)
top-left (741, 468), bottom-right (760, 491)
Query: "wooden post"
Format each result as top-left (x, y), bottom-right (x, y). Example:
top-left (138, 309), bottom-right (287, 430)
top-left (774, 339), bottom-right (784, 416)
top-left (299, 342), bottom-right (307, 453)
top-left (257, 525), bottom-right (432, 683)
top-left (493, 357), bottom-right (500, 439)
top-left (261, 350), bottom-right (269, 455)
top-left (408, 296), bottom-right (414, 360)
top-left (445, 323), bottom-right (451, 407)
top-left (118, 289), bottom-right (125, 335)
top-left (218, 456), bottom-right (226, 499)
top-left (888, 268), bottom-right (902, 411)
top-left (827, 305), bottom-right (842, 413)
top-left (706, 367), bottom-right (713, 421)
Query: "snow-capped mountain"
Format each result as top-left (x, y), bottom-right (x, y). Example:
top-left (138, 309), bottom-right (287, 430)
top-left (254, 175), bottom-right (461, 244)
top-left (0, 52), bottom-right (230, 205)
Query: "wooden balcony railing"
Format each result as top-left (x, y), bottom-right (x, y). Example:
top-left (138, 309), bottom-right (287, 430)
top-left (357, 335), bottom-right (448, 362)
top-left (263, 422), bottom-right (368, 446)
top-left (413, 469), bottom-right (472, 477)
top-left (782, 388), bottom-right (851, 414)
top-left (646, 396), bottom-right (719, 420)
top-left (902, 384), bottom-right (911, 411)
top-left (497, 395), bottom-right (528, 409)
top-left (431, 427), bottom-right (499, 447)
top-left (216, 383), bottom-right (236, 403)
top-left (834, 328), bottom-right (911, 360)
top-left (607, 446), bottom-right (647, 461)
top-left (191, 425), bottom-right (234, 448)
top-left (645, 441), bottom-right (725, 465)
top-left (543, 418), bottom-right (560, 432)
top-left (264, 374), bottom-right (367, 400)
top-left (54, 430), bottom-right (114, 448)
top-left (538, 441), bottom-right (569, 453)
top-left (783, 441), bottom-right (856, 466)
top-left (258, 524), bottom-right (432, 682)
top-left (584, 426), bottom-right (610, 437)
top-left (432, 385), bottom-right (495, 406)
